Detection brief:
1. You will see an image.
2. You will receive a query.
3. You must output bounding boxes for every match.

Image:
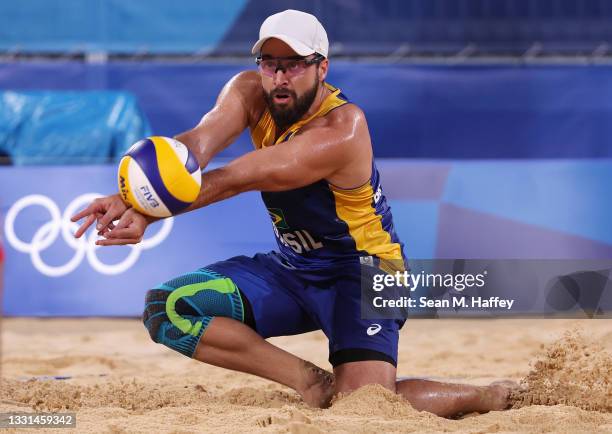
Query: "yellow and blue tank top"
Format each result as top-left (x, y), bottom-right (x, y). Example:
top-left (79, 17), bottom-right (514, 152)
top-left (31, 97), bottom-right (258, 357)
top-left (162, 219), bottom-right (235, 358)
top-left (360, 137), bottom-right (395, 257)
top-left (250, 83), bottom-right (405, 271)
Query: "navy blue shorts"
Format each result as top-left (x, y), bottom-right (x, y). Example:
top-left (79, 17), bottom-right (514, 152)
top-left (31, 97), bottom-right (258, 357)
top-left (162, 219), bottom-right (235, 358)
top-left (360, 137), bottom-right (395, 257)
top-left (207, 251), bottom-right (404, 367)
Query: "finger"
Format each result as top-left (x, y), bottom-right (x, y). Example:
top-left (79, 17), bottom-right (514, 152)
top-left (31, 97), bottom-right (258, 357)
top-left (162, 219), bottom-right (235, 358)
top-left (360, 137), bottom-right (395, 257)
top-left (97, 222), bottom-right (115, 236)
top-left (113, 214), bottom-right (136, 233)
top-left (95, 212), bottom-right (105, 234)
top-left (98, 227), bottom-right (111, 237)
top-left (71, 203), bottom-right (99, 222)
top-left (96, 205), bottom-right (123, 231)
top-left (106, 228), bottom-right (140, 239)
top-left (96, 237), bottom-right (141, 246)
top-left (73, 214), bottom-right (96, 238)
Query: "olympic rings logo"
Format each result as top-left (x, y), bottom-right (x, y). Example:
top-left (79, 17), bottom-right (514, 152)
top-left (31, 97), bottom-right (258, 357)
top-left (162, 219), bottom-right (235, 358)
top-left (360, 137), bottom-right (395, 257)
top-left (4, 194), bottom-right (173, 277)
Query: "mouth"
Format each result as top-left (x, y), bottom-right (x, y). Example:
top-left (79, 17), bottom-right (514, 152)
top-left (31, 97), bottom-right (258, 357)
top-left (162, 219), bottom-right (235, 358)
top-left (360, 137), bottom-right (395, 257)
top-left (272, 91), bottom-right (293, 104)
top-left (274, 95), bottom-right (291, 104)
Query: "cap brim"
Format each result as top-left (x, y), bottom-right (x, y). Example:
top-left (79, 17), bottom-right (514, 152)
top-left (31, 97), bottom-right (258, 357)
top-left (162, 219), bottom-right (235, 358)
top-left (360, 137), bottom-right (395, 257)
top-left (251, 35), bottom-right (315, 56)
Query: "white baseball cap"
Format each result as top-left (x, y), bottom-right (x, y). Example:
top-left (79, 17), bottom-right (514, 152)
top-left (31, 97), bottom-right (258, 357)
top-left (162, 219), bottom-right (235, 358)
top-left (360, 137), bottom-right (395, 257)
top-left (251, 9), bottom-right (329, 58)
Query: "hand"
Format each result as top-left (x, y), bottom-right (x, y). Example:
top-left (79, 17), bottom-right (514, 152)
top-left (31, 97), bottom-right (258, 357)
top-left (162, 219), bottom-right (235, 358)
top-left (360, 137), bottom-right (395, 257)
top-left (71, 194), bottom-right (129, 239)
top-left (96, 208), bottom-right (151, 246)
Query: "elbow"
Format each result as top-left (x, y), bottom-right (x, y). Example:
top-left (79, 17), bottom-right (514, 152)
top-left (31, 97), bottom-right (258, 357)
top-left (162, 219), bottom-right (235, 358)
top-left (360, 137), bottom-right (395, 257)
top-left (174, 132), bottom-right (208, 168)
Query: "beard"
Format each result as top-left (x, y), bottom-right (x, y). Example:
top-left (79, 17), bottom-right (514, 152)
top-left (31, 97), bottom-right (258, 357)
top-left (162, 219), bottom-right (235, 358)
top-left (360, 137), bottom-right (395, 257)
top-left (264, 76), bottom-right (320, 131)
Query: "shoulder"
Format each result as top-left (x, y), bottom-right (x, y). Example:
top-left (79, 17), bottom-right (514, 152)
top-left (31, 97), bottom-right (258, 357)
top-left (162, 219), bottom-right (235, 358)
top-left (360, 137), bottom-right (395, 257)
top-left (319, 103), bottom-right (372, 187)
top-left (229, 70), bottom-right (261, 92)
top-left (316, 102), bottom-right (371, 159)
top-left (296, 100), bottom-right (371, 169)
top-left (300, 101), bottom-right (372, 186)
top-left (326, 103), bottom-right (366, 126)
top-left (304, 102), bottom-right (368, 137)
top-left (224, 71), bottom-right (263, 103)
top-left (225, 70), bottom-right (266, 126)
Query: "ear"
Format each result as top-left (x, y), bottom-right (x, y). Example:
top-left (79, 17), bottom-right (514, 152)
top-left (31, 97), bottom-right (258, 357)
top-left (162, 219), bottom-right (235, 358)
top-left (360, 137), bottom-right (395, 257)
top-left (318, 58), bottom-right (329, 82)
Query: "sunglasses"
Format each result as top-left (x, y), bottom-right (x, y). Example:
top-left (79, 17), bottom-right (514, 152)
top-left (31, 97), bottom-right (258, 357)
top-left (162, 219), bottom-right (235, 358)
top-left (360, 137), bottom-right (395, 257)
top-left (255, 54), bottom-right (324, 77)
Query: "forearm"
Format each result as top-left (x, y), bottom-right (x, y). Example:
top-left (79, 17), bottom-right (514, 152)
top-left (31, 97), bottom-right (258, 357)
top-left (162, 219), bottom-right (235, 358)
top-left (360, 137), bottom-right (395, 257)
top-left (184, 166), bottom-right (244, 212)
top-left (135, 162), bottom-right (246, 222)
top-left (178, 156), bottom-right (280, 214)
top-left (183, 135), bottom-right (348, 213)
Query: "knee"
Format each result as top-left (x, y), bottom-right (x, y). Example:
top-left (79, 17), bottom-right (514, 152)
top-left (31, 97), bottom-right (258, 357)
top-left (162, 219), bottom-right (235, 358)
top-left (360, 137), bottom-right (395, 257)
top-left (141, 270), bottom-right (247, 358)
top-left (142, 288), bottom-right (170, 343)
top-left (142, 284), bottom-right (215, 358)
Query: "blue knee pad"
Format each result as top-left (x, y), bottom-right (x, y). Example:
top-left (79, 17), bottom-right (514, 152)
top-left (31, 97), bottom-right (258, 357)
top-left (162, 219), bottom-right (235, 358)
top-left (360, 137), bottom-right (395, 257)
top-left (142, 268), bottom-right (245, 357)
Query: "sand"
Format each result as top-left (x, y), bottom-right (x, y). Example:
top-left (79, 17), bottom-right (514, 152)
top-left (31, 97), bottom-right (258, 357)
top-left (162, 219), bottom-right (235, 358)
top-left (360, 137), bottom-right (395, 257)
top-left (512, 329), bottom-right (611, 412)
top-left (1, 318), bottom-right (611, 433)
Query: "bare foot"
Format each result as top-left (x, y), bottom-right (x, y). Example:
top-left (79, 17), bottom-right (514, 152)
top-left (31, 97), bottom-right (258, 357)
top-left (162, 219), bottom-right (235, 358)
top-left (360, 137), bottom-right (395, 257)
top-left (482, 380), bottom-right (521, 411)
top-left (297, 361), bottom-right (335, 408)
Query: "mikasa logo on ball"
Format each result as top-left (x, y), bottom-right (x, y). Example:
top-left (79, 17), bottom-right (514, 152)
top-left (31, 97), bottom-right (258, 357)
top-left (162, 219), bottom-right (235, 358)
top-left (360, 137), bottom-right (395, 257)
top-left (118, 136), bottom-right (201, 218)
top-left (119, 175), bottom-right (129, 202)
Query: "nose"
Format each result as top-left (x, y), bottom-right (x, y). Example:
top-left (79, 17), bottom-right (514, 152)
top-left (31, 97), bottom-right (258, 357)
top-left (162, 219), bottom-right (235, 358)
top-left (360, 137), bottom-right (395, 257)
top-left (272, 68), bottom-right (289, 86)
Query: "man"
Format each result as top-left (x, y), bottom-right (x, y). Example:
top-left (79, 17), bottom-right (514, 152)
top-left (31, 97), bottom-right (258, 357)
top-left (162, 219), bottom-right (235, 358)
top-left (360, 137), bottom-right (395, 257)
top-left (73, 10), bottom-right (514, 417)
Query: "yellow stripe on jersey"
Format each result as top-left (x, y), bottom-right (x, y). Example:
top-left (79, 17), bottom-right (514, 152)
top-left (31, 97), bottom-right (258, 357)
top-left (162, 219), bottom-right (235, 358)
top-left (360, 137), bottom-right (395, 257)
top-left (251, 83), bottom-right (348, 149)
top-left (251, 110), bottom-right (275, 150)
top-left (330, 182), bottom-right (403, 261)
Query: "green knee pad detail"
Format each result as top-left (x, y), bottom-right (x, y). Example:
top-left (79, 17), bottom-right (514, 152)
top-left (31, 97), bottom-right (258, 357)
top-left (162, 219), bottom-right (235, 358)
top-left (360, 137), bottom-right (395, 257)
top-left (165, 277), bottom-right (239, 337)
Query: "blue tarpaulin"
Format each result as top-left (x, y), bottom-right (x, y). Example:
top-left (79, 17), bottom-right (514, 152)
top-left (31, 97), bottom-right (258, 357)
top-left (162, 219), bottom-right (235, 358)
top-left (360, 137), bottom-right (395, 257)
top-left (0, 90), bottom-right (151, 164)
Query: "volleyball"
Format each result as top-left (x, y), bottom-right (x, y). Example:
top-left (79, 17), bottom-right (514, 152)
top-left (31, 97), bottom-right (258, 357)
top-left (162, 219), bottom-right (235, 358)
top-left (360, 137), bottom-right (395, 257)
top-left (117, 136), bottom-right (201, 217)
